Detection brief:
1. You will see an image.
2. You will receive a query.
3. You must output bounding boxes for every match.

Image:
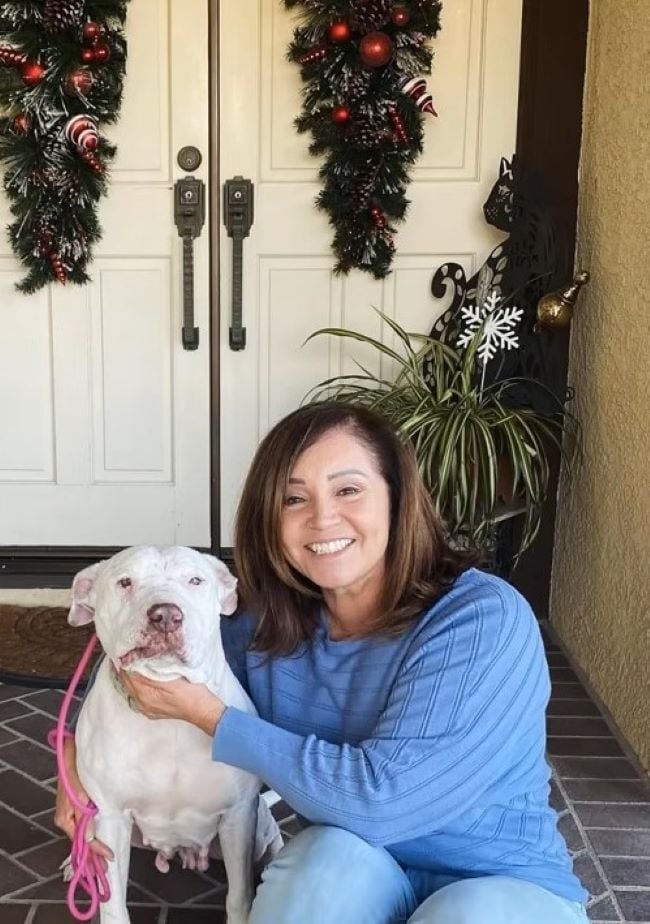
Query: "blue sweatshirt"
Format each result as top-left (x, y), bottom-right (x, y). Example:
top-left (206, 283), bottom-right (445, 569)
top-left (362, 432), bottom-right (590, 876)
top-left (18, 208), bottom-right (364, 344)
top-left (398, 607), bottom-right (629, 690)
top-left (215, 568), bottom-right (586, 903)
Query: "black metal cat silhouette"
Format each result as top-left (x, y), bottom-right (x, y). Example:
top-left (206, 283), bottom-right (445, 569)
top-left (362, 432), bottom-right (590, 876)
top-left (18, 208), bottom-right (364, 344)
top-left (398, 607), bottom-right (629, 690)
top-left (429, 155), bottom-right (570, 408)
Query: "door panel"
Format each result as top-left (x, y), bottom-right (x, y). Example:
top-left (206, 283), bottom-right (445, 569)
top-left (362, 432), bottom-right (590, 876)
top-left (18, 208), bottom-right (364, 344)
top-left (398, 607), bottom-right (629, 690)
top-left (0, 0), bottom-right (211, 548)
top-left (219, 0), bottom-right (523, 546)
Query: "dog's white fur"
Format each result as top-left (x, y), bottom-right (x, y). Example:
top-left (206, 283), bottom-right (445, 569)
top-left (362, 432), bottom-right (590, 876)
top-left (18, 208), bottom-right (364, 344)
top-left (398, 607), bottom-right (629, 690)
top-left (70, 545), bottom-right (280, 924)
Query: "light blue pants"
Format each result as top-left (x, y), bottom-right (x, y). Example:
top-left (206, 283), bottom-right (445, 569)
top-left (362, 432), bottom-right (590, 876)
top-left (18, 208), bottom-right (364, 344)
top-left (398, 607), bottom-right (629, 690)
top-left (250, 826), bottom-right (589, 924)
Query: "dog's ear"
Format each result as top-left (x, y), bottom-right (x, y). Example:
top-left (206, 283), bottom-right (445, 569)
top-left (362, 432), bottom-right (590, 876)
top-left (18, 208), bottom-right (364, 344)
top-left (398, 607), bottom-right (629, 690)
top-left (203, 555), bottom-right (239, 616)
top-left (69, 563), bottom-right (101, 626)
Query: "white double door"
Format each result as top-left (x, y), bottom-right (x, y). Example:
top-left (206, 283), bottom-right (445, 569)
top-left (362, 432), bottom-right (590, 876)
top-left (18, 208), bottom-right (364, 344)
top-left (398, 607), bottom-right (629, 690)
top-left (0, 0), bottom-right (523, 551)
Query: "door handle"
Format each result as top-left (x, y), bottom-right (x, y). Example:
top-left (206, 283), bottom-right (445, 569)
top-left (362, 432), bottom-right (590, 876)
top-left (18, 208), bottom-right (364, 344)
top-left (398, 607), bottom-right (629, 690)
top-left (223, 176), bottom-right (254, 351)
top-left (174, 176), bottom-right (206, 351)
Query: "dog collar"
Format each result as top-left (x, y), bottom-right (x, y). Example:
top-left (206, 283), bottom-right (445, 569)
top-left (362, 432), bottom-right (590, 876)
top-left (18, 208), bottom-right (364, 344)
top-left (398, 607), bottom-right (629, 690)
top-left (109, 664), bottom-right (142, 714)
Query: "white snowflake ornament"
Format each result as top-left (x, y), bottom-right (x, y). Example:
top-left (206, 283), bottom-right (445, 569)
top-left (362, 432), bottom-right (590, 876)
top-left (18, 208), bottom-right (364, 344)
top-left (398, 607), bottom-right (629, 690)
top-left (457, 291), bottom-right (524, 367)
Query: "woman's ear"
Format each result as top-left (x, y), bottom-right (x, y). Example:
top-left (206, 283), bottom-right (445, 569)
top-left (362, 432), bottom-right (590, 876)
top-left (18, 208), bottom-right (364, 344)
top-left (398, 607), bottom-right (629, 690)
top-left (69, 563), bottom-right (101, 626)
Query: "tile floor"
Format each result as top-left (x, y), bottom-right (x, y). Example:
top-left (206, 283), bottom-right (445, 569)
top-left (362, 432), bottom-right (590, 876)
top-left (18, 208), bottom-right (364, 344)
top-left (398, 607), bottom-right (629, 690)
top-left (0, 624), bottom-right (648, 923)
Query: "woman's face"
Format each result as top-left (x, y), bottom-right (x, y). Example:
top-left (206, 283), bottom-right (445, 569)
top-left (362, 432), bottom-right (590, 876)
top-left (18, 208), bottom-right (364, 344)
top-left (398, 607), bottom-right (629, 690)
top-left (280, 427), bottom-right (391, 595)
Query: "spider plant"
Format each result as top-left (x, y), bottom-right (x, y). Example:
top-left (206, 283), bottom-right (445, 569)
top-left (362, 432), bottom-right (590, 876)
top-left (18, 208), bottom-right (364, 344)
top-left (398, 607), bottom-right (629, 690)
top-left (304, 309), bottom-right (576, 559)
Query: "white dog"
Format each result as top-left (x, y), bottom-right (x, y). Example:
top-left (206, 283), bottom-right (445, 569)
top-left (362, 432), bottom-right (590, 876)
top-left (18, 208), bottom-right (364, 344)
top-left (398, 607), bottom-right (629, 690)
top-left (68, 545), bottom-right (281, 924)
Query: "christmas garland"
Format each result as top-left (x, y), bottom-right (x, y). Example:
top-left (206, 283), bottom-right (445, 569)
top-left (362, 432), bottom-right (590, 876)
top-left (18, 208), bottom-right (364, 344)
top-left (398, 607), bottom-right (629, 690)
top-left (0, 0), bottom-right (130, 292)
top-left (284, 0), bottom-right (442, 278)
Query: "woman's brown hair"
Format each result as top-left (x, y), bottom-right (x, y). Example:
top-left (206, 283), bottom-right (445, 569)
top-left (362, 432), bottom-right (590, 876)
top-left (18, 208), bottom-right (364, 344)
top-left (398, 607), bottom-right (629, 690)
top-left (234, 402), bottom-right (479, 654)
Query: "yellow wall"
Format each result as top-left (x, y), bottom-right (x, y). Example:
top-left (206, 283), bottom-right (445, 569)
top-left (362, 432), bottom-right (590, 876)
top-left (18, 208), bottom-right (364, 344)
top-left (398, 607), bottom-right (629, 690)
top-left (551, 0), bottom-right (650, 773)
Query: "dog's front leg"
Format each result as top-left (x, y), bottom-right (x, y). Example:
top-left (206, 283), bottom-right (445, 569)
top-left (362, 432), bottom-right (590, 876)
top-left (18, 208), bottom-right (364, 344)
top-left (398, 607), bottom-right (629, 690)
top-left (95, 811), bottom-right (133, 924)
top-left (219, 800), bottom-right (257, 924)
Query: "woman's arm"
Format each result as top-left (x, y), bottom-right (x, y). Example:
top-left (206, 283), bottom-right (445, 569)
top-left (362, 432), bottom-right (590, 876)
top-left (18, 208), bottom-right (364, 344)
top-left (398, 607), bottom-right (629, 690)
top-left (212, 583), bottom-right (550, 847)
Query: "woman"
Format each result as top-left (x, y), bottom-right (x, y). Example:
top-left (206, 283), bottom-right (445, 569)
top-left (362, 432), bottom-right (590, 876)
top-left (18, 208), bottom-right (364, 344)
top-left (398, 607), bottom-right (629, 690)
top-left (57, 402), bottom-right (588, 923)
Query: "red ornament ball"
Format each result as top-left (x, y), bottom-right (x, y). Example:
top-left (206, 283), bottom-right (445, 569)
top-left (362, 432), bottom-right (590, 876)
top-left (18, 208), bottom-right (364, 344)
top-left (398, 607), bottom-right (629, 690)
top-left (64, 67), bottom-right (93, 97)
top-left (359, 32), bottom-right (394, 69)
top-left (391, 5), bottom-right (411, 27)
top-left (12, 113), bottom-right (32, 134)
top-left (80, 47), bottom-right (95, 64)
top-left (92, 43), bottom-right (111, 64)
top-left (331, 104), bottom-right (351, 125)
top-left (82, 21), bottom-right (102, 44)
top-left (21, 60), bottom-right (45, 87)
top-left (328, 20), bottom-right (351, 43)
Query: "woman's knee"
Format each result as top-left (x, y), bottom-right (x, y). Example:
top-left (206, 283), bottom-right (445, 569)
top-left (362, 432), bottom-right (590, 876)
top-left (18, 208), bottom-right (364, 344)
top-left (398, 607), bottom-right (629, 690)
top-left (407, 876), bottom-right (588, 924)
top-left (250, 825), bottom-right (415, 924)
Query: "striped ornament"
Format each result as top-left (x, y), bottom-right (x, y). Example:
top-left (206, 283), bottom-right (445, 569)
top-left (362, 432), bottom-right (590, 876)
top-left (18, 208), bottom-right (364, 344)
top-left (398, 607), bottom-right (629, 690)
top-left (64, 114), bottom-right (99, 153)
top-left (398, 75), bottom-right (438, 117)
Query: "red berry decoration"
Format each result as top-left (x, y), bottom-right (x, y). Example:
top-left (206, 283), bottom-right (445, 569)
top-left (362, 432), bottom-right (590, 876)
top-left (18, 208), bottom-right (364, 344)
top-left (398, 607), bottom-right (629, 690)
top-left (80, 47), bottom-right (95, 64)
top-left (328, 20), bottom-right (351, 43)
top-left (92, 43), bottom-right (111, 64)
top-left (369, 205), bottom-right (387, 229)
top-left (388, 105), bottom-right (409, 144)
top-left (63, 67), bottom-right (93, 97)
top-left (298, 45), bottom-right (328, 65)
top-left (12, 113), bottom-right (32, 134)
top-left (0, 46), bottom-right (27, 66)
top-left (81, 150), bottom-right (106, 175)
top-left (331, 104), bottom-right (351, 125)
top-left (82, 21), bottom-right (102, 44)
top-left (359, 32), bottom-right (394, 69)
top-left (21, 60), bottom-right (45, 87)
top-left (391, 5), bottom-right (411, 26)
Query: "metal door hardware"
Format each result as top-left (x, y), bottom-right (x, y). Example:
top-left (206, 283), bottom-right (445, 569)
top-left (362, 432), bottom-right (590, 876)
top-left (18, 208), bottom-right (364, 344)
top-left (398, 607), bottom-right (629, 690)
top-left (223, 176), bottom-right (254, 351)
top-left (174, 176), bottom-right (206, 351)
top-left (177, 145), bottom-right (203, 172)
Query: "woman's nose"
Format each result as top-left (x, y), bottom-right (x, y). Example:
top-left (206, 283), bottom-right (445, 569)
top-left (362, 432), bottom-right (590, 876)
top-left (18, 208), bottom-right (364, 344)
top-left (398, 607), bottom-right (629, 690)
top-left (307, 496), bottom-right (339, 528)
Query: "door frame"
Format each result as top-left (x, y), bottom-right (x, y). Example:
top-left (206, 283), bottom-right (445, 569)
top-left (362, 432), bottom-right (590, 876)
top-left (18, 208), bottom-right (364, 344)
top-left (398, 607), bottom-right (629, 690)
top-left (0, 0), bottom-right (589, 590)
top-left (509, 0), bottom-right (589, 618)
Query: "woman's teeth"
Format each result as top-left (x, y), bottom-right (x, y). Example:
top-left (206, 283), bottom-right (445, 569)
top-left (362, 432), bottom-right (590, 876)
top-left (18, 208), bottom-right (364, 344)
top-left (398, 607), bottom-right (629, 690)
top-left (307, 539), bottom-right (354, 556)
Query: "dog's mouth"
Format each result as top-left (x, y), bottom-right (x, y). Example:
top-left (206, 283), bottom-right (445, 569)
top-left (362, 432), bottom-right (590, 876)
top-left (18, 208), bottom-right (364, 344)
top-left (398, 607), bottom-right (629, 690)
top-left (119, 635), bottom-right (187, 668)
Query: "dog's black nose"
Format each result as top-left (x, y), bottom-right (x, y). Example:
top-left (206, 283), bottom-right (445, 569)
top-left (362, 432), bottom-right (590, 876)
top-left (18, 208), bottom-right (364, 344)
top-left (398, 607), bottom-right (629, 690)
top-left (147, 603), bottom-right (184, 631)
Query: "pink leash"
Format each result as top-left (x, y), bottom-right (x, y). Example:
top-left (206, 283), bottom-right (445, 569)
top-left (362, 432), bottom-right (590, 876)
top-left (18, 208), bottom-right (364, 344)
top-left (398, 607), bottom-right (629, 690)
top-left (47, 633), bottom-right (111, 921)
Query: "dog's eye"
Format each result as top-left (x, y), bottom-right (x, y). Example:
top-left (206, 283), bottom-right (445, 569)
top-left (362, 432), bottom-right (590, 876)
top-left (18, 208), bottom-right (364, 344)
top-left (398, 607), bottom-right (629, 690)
top-left (189, 576), bottom-right (204, 586)
top-left (118, 577), bottom-right (132, 589)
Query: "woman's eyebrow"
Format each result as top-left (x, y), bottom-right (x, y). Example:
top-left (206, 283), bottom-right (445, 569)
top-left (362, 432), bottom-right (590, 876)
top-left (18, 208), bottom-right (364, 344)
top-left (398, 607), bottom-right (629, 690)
top-left (287, 469), bottom-right (367, 485)
top-left (328, 469), bottom-right (367, 480)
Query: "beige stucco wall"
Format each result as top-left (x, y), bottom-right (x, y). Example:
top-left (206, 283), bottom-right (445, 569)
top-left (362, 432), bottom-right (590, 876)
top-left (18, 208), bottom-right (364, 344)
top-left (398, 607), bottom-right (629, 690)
top-left (551, 0), bottom-right (650, 773)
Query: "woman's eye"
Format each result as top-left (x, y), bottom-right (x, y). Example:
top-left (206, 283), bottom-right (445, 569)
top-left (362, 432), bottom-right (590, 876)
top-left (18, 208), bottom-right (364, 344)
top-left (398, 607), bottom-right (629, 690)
top-left (189, 576), bottom-right (204, 586)
top-left (339, 486), bottom-right (360, 496)
top-left (118, 577), bottom-right (132, 589)
top-left (284, 495), bottom-right (304, 506)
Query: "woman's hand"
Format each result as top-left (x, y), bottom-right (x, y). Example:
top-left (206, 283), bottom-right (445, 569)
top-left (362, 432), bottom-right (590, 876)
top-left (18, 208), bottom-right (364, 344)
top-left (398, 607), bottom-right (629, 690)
top-left (118, 671), bottom-right (226, 737)
top-left (54, 737), bottom-right (114, 864)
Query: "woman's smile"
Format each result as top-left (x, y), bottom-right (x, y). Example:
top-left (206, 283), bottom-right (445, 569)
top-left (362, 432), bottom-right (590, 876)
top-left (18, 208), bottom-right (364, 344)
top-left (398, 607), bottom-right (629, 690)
top-left (305, 538), bottom-right (356, 556)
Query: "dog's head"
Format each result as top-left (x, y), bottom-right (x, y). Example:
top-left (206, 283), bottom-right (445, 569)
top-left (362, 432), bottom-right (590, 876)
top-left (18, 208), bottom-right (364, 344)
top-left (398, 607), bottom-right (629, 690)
top-left (69, 546), bottom-right (238, 676)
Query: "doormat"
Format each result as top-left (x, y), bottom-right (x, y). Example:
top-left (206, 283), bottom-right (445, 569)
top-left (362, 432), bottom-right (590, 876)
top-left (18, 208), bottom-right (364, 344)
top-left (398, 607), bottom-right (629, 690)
top-left (0, 605), bottom-right (102, 690)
